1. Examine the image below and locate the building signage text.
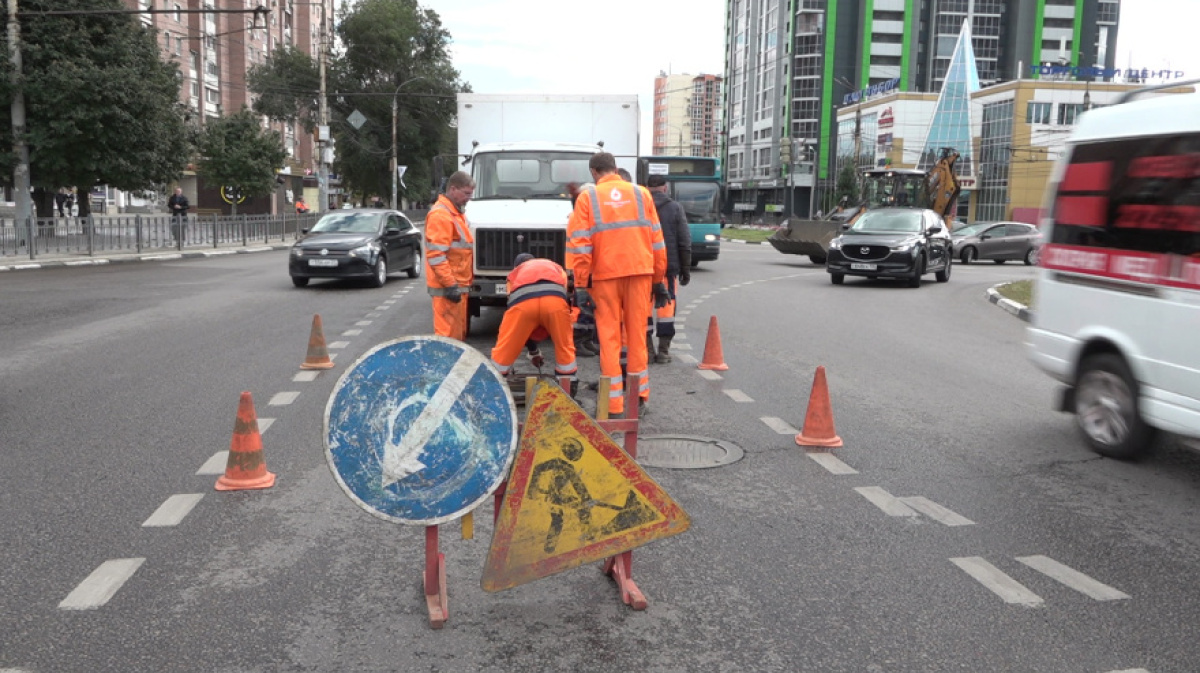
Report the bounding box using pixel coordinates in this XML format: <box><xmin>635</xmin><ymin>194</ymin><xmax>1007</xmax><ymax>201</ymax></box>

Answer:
<box><xmin>843</xmin><ymin>78</ymin><xmax>900</xmax><ymax>106</ymax></box>
<box><xmin>1030</xmin><ymin>65</ymin><xmax>1187</xmax><ymax>81</ymax></box>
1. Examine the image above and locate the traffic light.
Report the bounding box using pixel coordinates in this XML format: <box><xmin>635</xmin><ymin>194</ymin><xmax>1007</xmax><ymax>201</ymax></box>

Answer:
<box><xmin>780</xmin><ymin>138</ymin><xmax>792</xmax><ymax>165</ymax></box>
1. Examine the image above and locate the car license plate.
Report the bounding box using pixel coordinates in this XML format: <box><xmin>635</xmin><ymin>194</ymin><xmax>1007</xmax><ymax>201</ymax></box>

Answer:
<box><xmin>495</xmin><ymin>283</ymin><xmax>507</xmax><ymax>295</ymax></box>
<box><xmin>308</xmin><ymin>259</ymin><xmax>338</xmax><ymax>267</ymax></box>
<box><xmin>851</xmin><ymin>263</ymin><xmax>877</xmax><ymax>271</ymax></box>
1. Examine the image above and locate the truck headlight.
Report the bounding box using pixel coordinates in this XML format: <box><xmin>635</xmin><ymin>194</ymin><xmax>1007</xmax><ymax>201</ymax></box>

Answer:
<box><xmin>704</xmin><ymin>234</ymin><xmax>718</xmax><ymax>242</ymax></box>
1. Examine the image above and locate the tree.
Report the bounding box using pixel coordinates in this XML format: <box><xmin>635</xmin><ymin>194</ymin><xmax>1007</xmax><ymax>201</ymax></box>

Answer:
<box><xmin>0</xmin><ymin>0</ymin><xmax>191</xmax><ymax>217</ymax></box>
<box><xmin>247</xmin><ymin>0</ymin><xmax>465</xmax><ymax>205</ymax></box>
<box><xmin>833</xmin><ymin>161</ymin><xmax>860</xmax><ymax>208</ymax></box>
<box><xmin>196</xmin><ymin>109</ymin><xmax>287</xmax><ymax>215</ymax></box>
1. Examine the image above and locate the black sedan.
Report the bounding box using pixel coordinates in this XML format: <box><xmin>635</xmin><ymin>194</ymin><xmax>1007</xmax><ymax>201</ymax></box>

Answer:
<box><xmin>826</xmin><ymin>208</ymin><xmax>953</xmax><ymax>288</ymax></box>
<box><xmin>289</xmin><ymin>210</ymin><xmax>422</xmax><ymax>288</ymax></box>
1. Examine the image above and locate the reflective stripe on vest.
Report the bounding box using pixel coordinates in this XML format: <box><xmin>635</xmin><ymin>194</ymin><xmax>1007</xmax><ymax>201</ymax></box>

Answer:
<box><xmin>506</xmin><ymin>280</ymin><xmax>567</xmax><ymax>307</ymax></box>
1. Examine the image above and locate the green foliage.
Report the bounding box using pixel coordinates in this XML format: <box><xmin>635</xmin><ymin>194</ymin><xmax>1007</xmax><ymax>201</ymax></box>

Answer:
<box><xmin>197</xmin><ymin>108</ymin><xmax>288</xmax><ymax>200</ymax></box>
<box><xmin>833</xmin><ymin>162</ymin><xmax>860</xmax><ymax>207</ymax></box>
<box><xmin>247</xmin><ymin>0</ymin><xmax>467</xmax><ymax>203</ymax></box>
<box><xmin>0</xmin><ymin>0</ymin><xmax>190</xmax><ymax>193</ymax></box>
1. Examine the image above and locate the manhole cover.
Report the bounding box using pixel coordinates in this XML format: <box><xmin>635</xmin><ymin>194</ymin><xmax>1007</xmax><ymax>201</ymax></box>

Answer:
<box><xmin>635</xmin><ymin>435</ymin><xmax>744</xmax><ymax>469</ymax></box>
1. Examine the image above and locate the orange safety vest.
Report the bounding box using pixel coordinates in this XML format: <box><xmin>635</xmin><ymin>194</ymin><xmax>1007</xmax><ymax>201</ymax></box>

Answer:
<box><xmin>424</xmin><ymin>193</ymin><xmax>474</xmax><ymax>296</ymax></box>
<box><xmin>505</xmin><ymin>258</ymin><xmax>568</xmax><ymax>307</ymax></box>
<box><xmin>566</xmin><ymin>174</ymin><xmax>666</xmax><ymax>287</ymax></box>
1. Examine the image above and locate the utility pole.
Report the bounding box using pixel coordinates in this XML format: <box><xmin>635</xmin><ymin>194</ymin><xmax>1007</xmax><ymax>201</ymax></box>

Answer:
<box><xmin>8</xmin><ymin>0</ymin><xmax>31</xmax><ymax>225</ymax></box>
<box><xmin>316</xmin><ymin>0</ymin><xmax>329</xmax><ymax>213</ymax></box>
<box><xmin>391</xmin><ymin>95</ymin><xmax>398</xmax><ymax>209</ymax></box>
<box><xmin>808</xmin><ymin>143</ymin><xmax>818</xmax><ymax>219</ymax></box>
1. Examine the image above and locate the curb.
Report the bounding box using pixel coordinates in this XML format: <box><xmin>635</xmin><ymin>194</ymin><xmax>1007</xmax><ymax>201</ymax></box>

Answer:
<box><xmin>0</xmin><ymin>243</ymin><xmax>292</xmax><ymax>272</ymax></box>
<box><xmin>987</xmin><ymin>284</ymin><xmax>1032</xmax><ymax>322</ymax></box>
<box><xmin>721</xmin><ymin>237</ymin><xmax>767</xmax><ymax>245</ymax></box>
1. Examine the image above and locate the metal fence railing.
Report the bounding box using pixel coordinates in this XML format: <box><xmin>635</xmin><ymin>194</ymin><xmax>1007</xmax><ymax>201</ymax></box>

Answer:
<box><xmin>0</xmin><ymin>212</ymin><xmax>323</xmax><ymax>261</ymax></box>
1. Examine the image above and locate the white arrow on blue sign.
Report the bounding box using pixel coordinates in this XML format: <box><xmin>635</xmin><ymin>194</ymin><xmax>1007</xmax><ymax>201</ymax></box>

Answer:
<box><xmin>324</xmin><ymin>336</ymin><xmax>518</xmax><ymax>525</ymax></box>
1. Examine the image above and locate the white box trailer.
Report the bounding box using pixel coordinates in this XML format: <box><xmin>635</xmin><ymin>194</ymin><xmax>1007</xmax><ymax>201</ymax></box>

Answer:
<box><xmin>450</xmin><ymin>93</ymin><xmax>640</xmax><ymax>310</ymax></box>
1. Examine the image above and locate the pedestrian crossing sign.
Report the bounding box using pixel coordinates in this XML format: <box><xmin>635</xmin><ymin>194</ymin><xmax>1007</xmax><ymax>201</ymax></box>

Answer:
<box><xmin>482</xmin><ymin>380</ymin><xmax>690</xmax><ymax>592</ymax></box>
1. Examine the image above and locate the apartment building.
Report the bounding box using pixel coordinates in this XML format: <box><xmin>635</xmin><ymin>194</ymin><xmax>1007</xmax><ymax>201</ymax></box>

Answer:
<box><xmin>724</xmin><ymin>0</ymin><xmax>1121</xmax><ymax>220</ymax></box>
<box><xmin>653</xmin><ymin>73</ymin><xmax>725</xmax><ymax>158</ymax></box>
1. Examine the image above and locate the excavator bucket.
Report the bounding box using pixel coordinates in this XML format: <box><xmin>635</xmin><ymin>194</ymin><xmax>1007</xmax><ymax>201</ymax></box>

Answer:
<box><xmin>767</xmin><ymin>218</ymin><xmax>844</xmax><ymax>264</ymax></box>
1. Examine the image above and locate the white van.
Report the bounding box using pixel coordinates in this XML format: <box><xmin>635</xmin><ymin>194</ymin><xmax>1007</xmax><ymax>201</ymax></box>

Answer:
<box><xmin>1026</xmin><ymin>83</ymin><xmax>1200</xmax><ymax>459</ymax></box>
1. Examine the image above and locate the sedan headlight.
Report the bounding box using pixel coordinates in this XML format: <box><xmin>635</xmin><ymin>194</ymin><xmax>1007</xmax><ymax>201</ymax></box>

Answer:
<box><xmin>290</xmin><ymin>247</ymin><xmax>304</xmax><ymax>258</ymax></box>
<box><xmin>349</xmin><ymin>243</ymin><xmax>378</xmax><ymax>258</ymax></box>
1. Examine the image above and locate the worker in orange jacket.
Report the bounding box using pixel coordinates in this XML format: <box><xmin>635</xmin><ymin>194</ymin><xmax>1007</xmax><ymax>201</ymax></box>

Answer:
<box><xmin>424</xmin><ymin>171</ymin><xmax>475</xmax><ymax>340</ymax></box>
<box><xmin>566</xmin><ymin>152</ymin><xmax>667</xmax><ymax>417</ymax></box>
<box><xmin>490</xmin><ymin>253</ymin><xmax>577</xmax><ymax>391</ymax></box>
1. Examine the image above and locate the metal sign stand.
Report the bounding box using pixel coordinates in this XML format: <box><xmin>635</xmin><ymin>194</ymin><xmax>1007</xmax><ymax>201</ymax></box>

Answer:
<box><xmin>593</xmin><ymin>374</ymin><xmax>646</xmax><ymax>610</ymax></box>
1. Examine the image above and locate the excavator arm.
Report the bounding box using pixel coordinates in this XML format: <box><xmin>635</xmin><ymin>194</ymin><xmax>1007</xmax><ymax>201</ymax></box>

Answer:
<box><xmin>925</xmin><ymin>150</ymin><xmax>961</xmax><ymax>226</ymax></box>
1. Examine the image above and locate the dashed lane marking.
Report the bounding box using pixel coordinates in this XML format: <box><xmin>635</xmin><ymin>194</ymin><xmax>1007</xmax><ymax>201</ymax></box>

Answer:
<box><xmin>855</xmin><ymin>486</ymin><xmax>916</xmax><ymax>516</ymax></box>
<box><xmin>343</xmin><ymin>329</ymin><xmax>363</xmax><ymax>336</ymax></box>
<box><xmin>950</xmin><ymin>557</ymin><xmax>1044</xmax><ymax>606</ymax></box>
<box><xmin>697</xmin><ymin>370</ymin><xmax>723</xmax><ymax>381</ymax></box>
<box><xmin>196</xmin><ymin>453</ymin><xmax>227</xmax><ymax>475</ymax></box>
<box><xmin>677</xmin><ymin>353</ymin><xmax>698</xmax><ymax>364</ymax></box>
<box><xmin>59</xmin><ymin>558</ymin><xmax>146</xmax><ymax>610</ymax></box>
<box><xmin>269</xmin><ymin>392</ymin><xmax>300</xmax><ymax>406</ymax></box>
<box><xmin>723</xmin><ymin>389</ymin><xmax>754</xmax><ymax>403</ymax></box>
<box><xmin>808</xmin><ymin>453</ymin><xmax>858</xmax><ymax>475</ymax></box>
<box><xmin>294</xmin><ymin>371</ymin><xmax>320</xmax><ymax>382</ymax></box>
<box><xmin>327</xmin><ymin>341</ymin><xmax>350</xmax><ymax>349</ymax></box>
<box><xmin>1015</xmin><ymin>555</ymin><xmax>1130</xmax><ymax>601</ymax></box>
<box><xmin>366</xmin><ymin>312</ymin><xmax>381</xmax><ymax>318</ymax></box>
<box><xmin>355</xmin><ymin>320</ymin><xmax>372</xmax><ymax>326</ymax></box>
<box><xmin>760</xmin><ymin>417</ymin><xmax>798</xmax><ymax>435</ymax></box>
<box><xmin>897</xmin><ymin>496</ymin><xmax>975</xmax><ymax>526</ymax></box>
<box><xmin>673</xmin><ymin>342</ymin><xmax>693</xmax><ymax>351</ymax></box>
<box><xmin>257</xmin><ymin>418</ymin><xmax>275</xmax><ymax>433</ymax></box>
<box><xmin>142</xmin><ymin>494</ymin><xmax>204</xmax><ymax>527</ymax></box>
<box><xmin>374</xmin><ymin>305</ymin><xmax>390</xmax><ymax>310</ymax></box>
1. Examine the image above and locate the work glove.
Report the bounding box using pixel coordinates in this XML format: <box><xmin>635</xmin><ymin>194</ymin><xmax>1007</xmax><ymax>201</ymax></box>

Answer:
<box><xmin>652</xmin><ymin>283</ymin><xmax>670</xmax><ymax>309</ymax></box>
<box><xmin>575</xmin><ymin>289</ymin><xmax>595</xmax><ymax>313</ymax></box>
<box><xmin>444</xmin><ymin>285</ymin><xmax>462</xmax><ymax>303</ymax></box>
<box><xmin>678</xmin><ymin>269</ymin><xmax>691</xmax><ymax>286</ymax></box>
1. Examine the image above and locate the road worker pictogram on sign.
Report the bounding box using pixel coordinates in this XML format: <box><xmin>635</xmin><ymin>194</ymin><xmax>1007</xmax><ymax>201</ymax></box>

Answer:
<box><xmin>482</xmin><ymin>380</ymin><xmax>689</xmax><ymax>592</ymax></box>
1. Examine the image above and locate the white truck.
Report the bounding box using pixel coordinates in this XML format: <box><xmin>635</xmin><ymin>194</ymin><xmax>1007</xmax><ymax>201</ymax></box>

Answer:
<box><xmin>444</xmin><ymin>93</ymin><xmax>640</xmax><ymax>318</ymax></box>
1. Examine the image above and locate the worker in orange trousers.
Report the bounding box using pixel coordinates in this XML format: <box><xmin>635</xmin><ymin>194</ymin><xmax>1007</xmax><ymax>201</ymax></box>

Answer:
<box><xmin>490</xmin><ymin>254</ymin><xmax>578</xmax><ymax>392</ymax></box>
<box><xmin>424</xmin><ymin>171</ymin><xmax>475</xmax><ymax>340</ymax></box>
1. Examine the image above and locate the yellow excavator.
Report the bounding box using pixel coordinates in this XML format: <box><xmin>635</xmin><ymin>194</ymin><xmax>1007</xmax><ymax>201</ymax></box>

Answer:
<box><xmin>769</xmin><ymin>149</ymin><xmax>961</xmax><ymax>263</ymax></box>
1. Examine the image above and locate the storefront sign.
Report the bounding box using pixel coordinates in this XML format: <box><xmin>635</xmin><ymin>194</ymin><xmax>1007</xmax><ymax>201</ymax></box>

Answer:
<box><xmin>843</xmin><ymin>77</ymin><xmax>900</xmax><ymax>105</ymax></box>
<box><xmin>878</xmin><ymin>108</ymin><xmax>894</xmax><ymax>129</ymax></box>
<box><xmin>1030</xmin><ymin>65</ymin><xmax>1186</xmax><ymax>80</ymax></box>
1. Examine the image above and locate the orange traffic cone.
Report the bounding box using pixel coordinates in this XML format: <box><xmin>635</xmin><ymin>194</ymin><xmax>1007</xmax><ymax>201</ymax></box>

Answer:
<box><xmin>216</xmin><ymin>392</ymin><xmax>277</xmax><ymax>491</ymax></box>
<box><xmin>795</xmin><ymin>366</ymin><xmax>843</xmax><ymax>448</ymax></box>
<box><xmin>300</xmin><ymin>314</ymin><xmax>334</xmax><ymax>370</ymax></box>
<box><xmin>697</xmin><ymin>315</ymin><xmax>729</xmax><ymax>371</ymax></box>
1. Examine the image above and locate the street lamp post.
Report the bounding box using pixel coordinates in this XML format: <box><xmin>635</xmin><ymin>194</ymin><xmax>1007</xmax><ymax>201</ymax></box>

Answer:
<box><xmin>391</xmin><ymin>76</ymin><xmax>427</xmax><ymax>210</ymax></box>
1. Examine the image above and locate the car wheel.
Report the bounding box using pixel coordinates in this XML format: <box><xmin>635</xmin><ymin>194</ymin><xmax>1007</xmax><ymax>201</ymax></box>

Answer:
<box><xmin>691</xmin><ymin>259</ymin><xmax>700</xmax><ymax>268</ymax></box>
<box><xmin>809</xmin><ymin>255</ymin><xmax>826</xmax><ymax>265</ymax></box>
<box><xmin>960</xmin><ymin>247</ymin><xmax>976</xmax><ymax>264</ymax></box>
<box><xmin>291</xmin><ymin>276</ymin><xmax>309</xmax><ymax>288</ymax></box>
<box><xmin>1074</xmin><ymin>354</ymin><xmax>1156</xmax><ymax>460</ymax></box>
<box><xmin>993</xmin><ymin>259</ymin><xmax>1006</xmax><ymax>265</ymax></box>
<box><xmin>830</xmin><ymin>272</ymin><xmax>844</xmax><ymax>285</ymax></box>
<box><xmin>407</xmin><ymin>250</ymin><xmax>422</xmax><ymax>278</ymax></box>
<box><xmin>935</xmin><ymin>256</ymin><xmax>952</xmax><ymax>283</ymax></box>
<box><xmin>371</xmin><ymin>256</ymin><xmax>387</xmax><ymax>288</ymax></box>
<box><xmin>907</xmin><ymin>255</ymin><xmax>924</xmax><ymax>288</ymax></box>
<box><xmin>1024</xmin><ymin>247</ymin><xmax>1037</xmax><ymax>266</ymax></box>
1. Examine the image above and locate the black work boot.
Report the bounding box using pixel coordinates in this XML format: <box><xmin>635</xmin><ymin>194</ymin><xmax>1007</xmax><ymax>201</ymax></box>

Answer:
<box><xmin>646</xmin><ymin>333</ymin><xmax>656</xmax><ymax>363</ymax></box>
<box><xmin>655</xmin><ymin>336</ymin><xmax>673</xmax><ymax>364</ymax></box>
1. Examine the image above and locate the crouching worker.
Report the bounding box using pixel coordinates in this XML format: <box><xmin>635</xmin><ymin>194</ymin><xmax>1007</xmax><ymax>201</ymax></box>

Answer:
<box><xmin>491</xmin><ymin>253</ymin><xmax>577</xmax><ymax>395</ymax></box>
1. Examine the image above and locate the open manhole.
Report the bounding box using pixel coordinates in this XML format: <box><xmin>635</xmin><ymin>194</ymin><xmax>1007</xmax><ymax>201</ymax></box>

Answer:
<box><xmin>635</xmin><ymin>435</ymin><xmax>744</xmax><ymax>469</ymax></box>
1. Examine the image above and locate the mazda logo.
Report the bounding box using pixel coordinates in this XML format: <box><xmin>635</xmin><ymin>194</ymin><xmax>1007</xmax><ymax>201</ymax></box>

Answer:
<box><xmin>860</xmin><ymin>247</ymin><xmax>870</xmax><ymax>254</ymax></box>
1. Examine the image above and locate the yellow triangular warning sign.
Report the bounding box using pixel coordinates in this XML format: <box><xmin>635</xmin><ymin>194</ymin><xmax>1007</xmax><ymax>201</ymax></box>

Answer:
<box><xmin>482</xmin><ymin>380</ymin><xmax>690</xmax><ymax>592</ymax></box>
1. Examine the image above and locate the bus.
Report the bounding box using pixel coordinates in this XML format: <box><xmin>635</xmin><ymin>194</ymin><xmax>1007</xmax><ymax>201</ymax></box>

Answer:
<box><xmin>636</xmin><ymin>156</ymin><xmax>722</xmax><ymax>266</ymax></box>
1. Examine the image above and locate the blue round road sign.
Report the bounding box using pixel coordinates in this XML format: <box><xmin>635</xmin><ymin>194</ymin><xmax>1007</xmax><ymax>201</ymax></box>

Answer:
<box><xmin>324</xmin><ymin>336</ymin><xmax>518</xmax><ymax>525</ymax></box>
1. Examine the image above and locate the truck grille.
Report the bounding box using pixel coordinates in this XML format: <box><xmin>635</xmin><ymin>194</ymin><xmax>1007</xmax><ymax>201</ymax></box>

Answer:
<box><xmin>475</xmin><ymin>228</ymin><xmax>565</xmax><ymax>270</ymax></box>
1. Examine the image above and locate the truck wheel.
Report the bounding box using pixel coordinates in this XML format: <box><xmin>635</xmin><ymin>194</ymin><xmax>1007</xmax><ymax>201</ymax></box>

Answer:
<box><xmin>809</xmin><ymin>255</ymin><xmax>826</xmax><ymax>265</ymax></box>
<box><xmin>1074</xmin><ymin>354</ymin><xmax>1156</xmax><ymax>460</ymax></box>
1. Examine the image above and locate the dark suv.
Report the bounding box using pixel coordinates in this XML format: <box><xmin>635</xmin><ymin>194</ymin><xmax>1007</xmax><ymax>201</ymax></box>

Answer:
<box><xmin>826</xmin><ymin>208</ymin><xmax>953</xmax><ymax>288</ymax></box>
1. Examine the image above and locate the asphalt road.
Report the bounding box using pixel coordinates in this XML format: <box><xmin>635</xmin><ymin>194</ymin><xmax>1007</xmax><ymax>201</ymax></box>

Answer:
<box><xmin>2</xmin><ymin>245</ymin><xmax>1199</xmax><ymax>672</ymax></box>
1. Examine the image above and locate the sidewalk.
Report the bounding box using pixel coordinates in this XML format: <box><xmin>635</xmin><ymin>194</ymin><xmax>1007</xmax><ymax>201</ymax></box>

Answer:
<box><xmin>0</xmin><ymin>240</ymin><xmax>292</xmax><ymax>273</ymax></box>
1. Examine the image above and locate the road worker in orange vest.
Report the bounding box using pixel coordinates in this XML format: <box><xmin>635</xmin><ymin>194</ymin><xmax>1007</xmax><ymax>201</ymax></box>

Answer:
<box><xmin>490</xmin><ymin>253</ymin><xmax>578</xmax><ymax>393</ymax></box>
<box><xmin>424</xmin><ymin>171</ymin><xmax>475</xmax><ymax>340</ymax></box>
<box><xmin>567</xmin><ymin>152</ymin><xmax>668</xmax><ymax>417</ymax></box>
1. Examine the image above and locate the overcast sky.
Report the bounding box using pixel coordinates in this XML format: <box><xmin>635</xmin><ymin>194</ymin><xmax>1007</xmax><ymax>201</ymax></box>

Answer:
<box><xmin>421</xmin><ymin>0</ymin><xmax>1199</xmax><ymax>152</ymax></box>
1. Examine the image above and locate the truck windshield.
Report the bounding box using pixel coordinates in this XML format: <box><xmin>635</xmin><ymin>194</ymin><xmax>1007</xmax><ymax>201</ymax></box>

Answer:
<box><xmin>862</xmin><ymin>174</ymin><xmax>925</xmax><ymax>209</ymax></box>
<box><xmin>472</xmin><ymin>151</ymin><xmax>593</xmax><ymax>200</ymax></box>
<box><xmin>672</xmin><ymin>182</ymin><xmax>720</xmax><ymax>224</ymax></box>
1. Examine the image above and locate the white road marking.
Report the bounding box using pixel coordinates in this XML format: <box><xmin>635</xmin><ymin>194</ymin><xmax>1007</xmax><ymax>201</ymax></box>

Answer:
<box><xmin>366</xmin><ymin>312</ymin><xmax>381</xmax><ymax>318</ymax></box>
<box><xmin>256</xmin><ymin>418</ymin><xmax>275</xmax><ymax>433</ymax></box>
<box><xmin>327</xmin><ymin>341</ymin><xmax>350</xmax><ymax>349</ymax></box>
<box><xmin>674</xmin><ymin>332</ymin><xmax>688</xmax><ymax>340</ymax></box>
<box><xmin>343</xmin><ymin>329</ymin><xmax>363</xmax><ymax>336</ymax></box>
<box><xmin>197</xmin><ymin>452</ymin><xmax>228</xmax><ymax>475</ymax></box>
<box><xmin>673</xmin><ymin>342</ymin><xmax>693</xmax><ymax>351</ymax></box>
<box><xmin>269</xmin><ymin>392</ymin><xmax>300</xmax><ymax>406</ymax></box>
<box><xmin>808</xmin><ymin>453</ymin><xmax>858</xmax><ymax>475</ymax></box>
<box><xmin>293</xmin><ymin>371</ymin><xmax>320</xmax><ymax>382</ymax></box>
<box><xmin>1104</xmin><ymin>669</ymin><xmax>1150</xmax><ymax>673</ymax></box>
<box><xmin>697</xmin><ymin>370</ymin><xmax>723</xmax><ymax>381</ymax></box>
<box><xmin>855</xmin><ymin>487</ymin><xmax>916</xmax><ymax>516</ymax></box>
<box><xmin>64</xmin><ymin>259</ymin><xmax>110</xmax><ymax>266</ymax></box>
<box><xmin>384</xmin><ymin>299</ymin><xmax>397</xmax><ymax>304</ymax></box>
<box><xmin>723</xmin><ymin>389</ymin><xmax>754</xmax><ymax>402</ymax></box>
<box><xmin>59</xmin><ymin>558</ymin><xmax>146</xmax><ymax>610</ymax></box>
<box><xmin>374</xmin><ymin>305</ymin><xmax>390</xmax><ymax>310</ymax></box>
<box><xmin>356</xmin><ymin>320</ymin><xmax>372</xmax><ymax>326</ymax></box>
<box><xmin>678</xmin><ymin>310</ymin><xmax>691</xmax><ymax>316</ymax></box>
<box><xmin>760</xmin><ymin>416</ymin><xmax>798</xmax><ymax>435</ymax></box>
<box><xmin>677</xmin><ymin>353</ymin><xmax>698</xmax><ymax>364</ymax></box>
<box><xmin>897</xmin><ymin>496</ymin><xmax>975</xmax><ymax>526</ymax></box>
<box><xmin>950</xmin><ymin>557</ymin><xmax>1043</xmax><ymax>606</ymax></box>
<box><xmin>381</xmin><ymin>350</ymin><xmax>485</xmax><ymax>487</ymax></box>
<box><xmin>142</xmin><ymin>493</ymin><xmax>204</xmax><ymax>527</ymax></box>
<box><xmin>1016</xmin><ymin>555</ymin><xmax>1131</xmax><ymax>601</ymax></box>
